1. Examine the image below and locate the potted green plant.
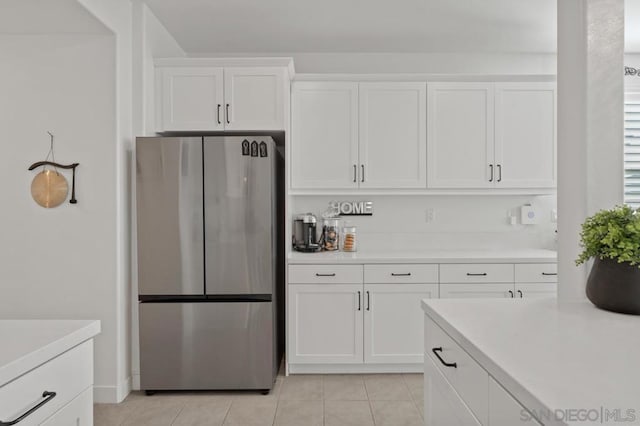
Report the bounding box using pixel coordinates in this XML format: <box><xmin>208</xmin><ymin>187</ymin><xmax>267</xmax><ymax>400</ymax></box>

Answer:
<box><xmin>576</xmin><ymin>205</ymin><xmax>640</xmax><ymax>314</ymax></box>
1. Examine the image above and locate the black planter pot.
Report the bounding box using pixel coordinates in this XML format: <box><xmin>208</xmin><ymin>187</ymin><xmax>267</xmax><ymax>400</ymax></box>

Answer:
<box><xmin>586</xmin><ymin>257</ymin><xmax>640</xmax><ymax>315</ymax></box>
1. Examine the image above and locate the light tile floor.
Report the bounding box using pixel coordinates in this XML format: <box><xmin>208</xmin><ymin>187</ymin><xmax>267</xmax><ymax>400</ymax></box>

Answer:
<box><xmin>94</xmin><ymin>373</ymin><xmax>424</xmax><ymax>426</ymax></box>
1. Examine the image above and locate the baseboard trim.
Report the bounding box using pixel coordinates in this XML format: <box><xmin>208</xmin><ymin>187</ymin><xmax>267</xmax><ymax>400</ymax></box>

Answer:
<box><xmin>288</xmin><ymin>363</ymin><xmax>424</xmax><ymax>374</ymax></box>
<box><xmin>93</xmin><ymin>376</ymin><xmax>132</xmax><ymax>403</ymax></box>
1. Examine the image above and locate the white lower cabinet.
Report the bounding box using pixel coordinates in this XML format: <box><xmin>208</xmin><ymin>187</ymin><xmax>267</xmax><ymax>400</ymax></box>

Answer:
<box><xmin>515</xmin><ymin>283</ymin><xmax>557</xmax><ymax>299</ymax></box>
<box><xmin>489</xmin><ymin>377</ymin><xmax>542</xmax><ymax>425</ymax></box>
<box><xmin>425</xmin><ymin>315</ymin><xmax>542</xmax><ymax>426</ymax></box>
<box><xmin>41</xmin><ymin>387</ymin><xmax>93</xmax><ymax>426</ymax></box>
<box><xmin>424</xmin><ymin>354</ymin><xmax>481</xmax><ymax>426</ymax></box>
<box><xmin>364</xmin><ymin>283</ymin><xmax>438</xmax><ymax>363</ymax></box>
<box><xmin>440</xmin><ymin>283</ymin><xmax>514</xmax><ymax>299</ymax></box>
<box><xmin>288</xmin><ymin>284</ymin><xmax>363</xmax><ymax>364</ymax></box>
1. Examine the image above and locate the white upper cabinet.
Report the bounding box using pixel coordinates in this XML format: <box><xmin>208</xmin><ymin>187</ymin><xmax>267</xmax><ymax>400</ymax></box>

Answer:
<box><xmin>291</xmin><ymin>82</ymin><xmax>359</xmax><ymax>189</ymax></box>
<box><xmin>427</xmin><ymin>83</ymin><xmax>494</xmax><ymax>188</ymax></box>
<box><xmin>427</xmin><ymin>81</ymin><xmax>556</xmax><ymax>190</ymax></box>
<box><xmin>157</xmin><ymin>63</ymin><xmax>288</xmax><ymax>132</ymax></box>
<box><xmin>494</xmin><ymin>83</ymin><xmax>556</xmax><ymax>188</ymax></box>
<box><xmin>223</xmin><ymin>67</ymin><xmax>285</xmax><ymax>131</ymax></box>
<box><xmin>161</xmin><ymin>67</ymin><xmax>225</xmax><ymax>131</ymax></box>
<box><xmin>359</xmin><ymin>83</ymin><xmax>427</xmax><ymax>188</ymax></box>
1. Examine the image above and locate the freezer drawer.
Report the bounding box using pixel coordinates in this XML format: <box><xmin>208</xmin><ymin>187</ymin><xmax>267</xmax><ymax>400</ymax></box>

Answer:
<box><xmin>139</xmin><ymin>301</ymin><xmax>275</xmax><ymax>390</ymax></box>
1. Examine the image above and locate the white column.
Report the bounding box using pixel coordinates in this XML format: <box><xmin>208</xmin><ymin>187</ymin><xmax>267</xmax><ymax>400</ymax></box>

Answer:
<box><xmin>557</xmin><ymin>0</ymin><xmax>624</xmax><ymax>301</ymax></box>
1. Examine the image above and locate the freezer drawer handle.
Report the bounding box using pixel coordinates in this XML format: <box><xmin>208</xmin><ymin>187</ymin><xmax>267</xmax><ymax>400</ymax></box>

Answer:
<box><xmin>391</xmin><ymin>273</ymin><xmax>411</xmax><ymax>276</ymax></box>
<box><xmin>315</xmin><ymin>273</ymin><xmax>336</xmax><ymax>277</ymax></box>
<box><xmin>466</xmin><ymin>273</ymin><xmax>487</xmax><ymax>276</ymax></box>
<box><xmin>541</xmin><ymin>272</ymin><xmax>557</xmax><ymax>276</ymax></box>
<box><xmin>0</xmin><ymin>391</ymin><xmax>56</xmax><ymax>425</ymax></box>
<box><xmin>432</xmin><ymin>348</ymin><xmax>457</xmax><ymax>368</ymax></box>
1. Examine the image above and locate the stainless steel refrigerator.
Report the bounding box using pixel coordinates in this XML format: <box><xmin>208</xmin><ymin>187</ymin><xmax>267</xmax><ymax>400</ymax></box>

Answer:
<box><xmin>136</xmin><ymin>136</ymin><xmax>280</xmax><ymax>393</ymax></box>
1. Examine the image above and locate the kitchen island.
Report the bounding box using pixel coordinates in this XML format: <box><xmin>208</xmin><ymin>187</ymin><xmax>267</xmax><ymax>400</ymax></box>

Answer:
<box><xmin>0</xmin><ymin>320</ymin><xmax>100</xmax><ymax>425</ymax></box>
<box><xmin>422</xmin><ymin>298</ymin><xmax>639</xmax><ymax>425</ymax></box>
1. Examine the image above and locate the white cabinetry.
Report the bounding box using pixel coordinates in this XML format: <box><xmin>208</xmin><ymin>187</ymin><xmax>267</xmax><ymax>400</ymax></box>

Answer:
<box><xmin>160</xmin><ymin>67</ymin><xmax>225</xmax><ymax>131</ymax></box>
<box><xmin>440</xmin><ymin>283</ymin><xmax>515</xmax><ymax>299</ymax></box>
<box><xmin>288</xmin><ymin>283</ymin><xmax>363</xmax><ymax>364</ymax></box>
<box><xmin>427</xmin><ymin>83</ymin><xmax>494</xmax><ymax>188</ymax></box>
<box><xmin>359</xmin><ymin>83</ymin><xmax>427</xmax><ymax>188</ymax></box>
<box><xmin>514</xmin><ymin>263</ymin><xmax>557</xmax><ymax>298</ymax></box>
<box><xmin>0</xmin><ymin>341</ymin><xmax>93</xmax><ymax>426</ymax></box>
<box><xmin>427</xmin><ymin>82</ymin><xmax>556</xmax><ymax>189</ymax></box>
<box><xmin>494</xmin><ymin>83</ymin><xmax>556</xmax><ymax>188</ymax></box>
<box><xmin>364</xmin><ymin>283</ymin><xmax>437</xmax><ymax>363</ymax></box>
<box><xmin>488</xmin><ymin>378</ymin><xmax>542</xmax><ymax>425</ymax></box>
<box><xmin>157</xmin><ymin>64</ymin><xmax>287</xmax><ymax>132</ymax></box>
<box><xmin>291</xmin><ymin>81</ymin><xmax>427</xmax><ymax>190</ymax></box>
<box><xmin>291</xmin><ymin>82</ymin><xmax>359</xmax><ymax>189</ymax></box>
<box><xmin>424</xmin><ymin>316</ymin><xmax>542</xmax><ymax>425</ymax></box>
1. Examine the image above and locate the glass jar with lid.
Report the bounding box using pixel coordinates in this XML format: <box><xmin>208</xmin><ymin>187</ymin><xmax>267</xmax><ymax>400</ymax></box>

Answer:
<box><xmin>342</xmin><ymin>226</ymin><xmax>357</xmax><ymax>252</ymax></box>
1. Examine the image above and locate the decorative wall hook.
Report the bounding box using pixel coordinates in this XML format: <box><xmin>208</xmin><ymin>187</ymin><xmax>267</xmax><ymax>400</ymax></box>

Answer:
<box><xmin>28</xmin><ymin>132</ymin><xmax>80</xmax><ymax>207</ymax></box>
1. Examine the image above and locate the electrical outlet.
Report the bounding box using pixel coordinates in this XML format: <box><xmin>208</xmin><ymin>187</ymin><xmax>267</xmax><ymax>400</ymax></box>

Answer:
<box><xmin>426</xmin><ymin>208</ymin><xmax>435</xmax><ymax>223</ymax></box>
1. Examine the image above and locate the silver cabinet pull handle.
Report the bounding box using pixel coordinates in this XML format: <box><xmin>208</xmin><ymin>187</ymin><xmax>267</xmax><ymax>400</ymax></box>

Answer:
<box><xmin>0</xmin><ymin>391</ymin><xmax>56</xmax><ymax>425</ymax></box>
<box><xmin>489</xmin><ymin>164</ymin><xmax>494</xmax><ymax>182</ymax></box>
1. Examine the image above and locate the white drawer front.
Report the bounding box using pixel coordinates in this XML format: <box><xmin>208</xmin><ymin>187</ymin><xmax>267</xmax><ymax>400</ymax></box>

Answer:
<box><xmin>364</xmin><ymin>264</ymin><xmax>438</xmax><ymax>283</ymax></box>
<box><xmin>41</xmin><ymin>386</ymin><xmax>93</xmax><ymax>426</ymax></box>
<box><xmin>425</xmin><ymin>317</ymin><xmax>488</xmax><ymax>425</ymax></box>
<box><xmin>289</xmin><ymin>264</ymin><xmax>363</xmax><ymax>284</ymax></box>
<box><xmin>0</xmin><ymin>340</ymin><xmax>93</xmax><ymax>426</ymax></box>
<box><xmin>424</xmin><ymin>353</ymin><xmax>481</xmax><ymax>426</ymax></box>
<box><xmin>515</xmin><ymin>263</ymin><xmax>558</xmax><ymax>283</ymax></box>
<box><xmin>489</xmin><ymin>377</ymin><xmax>542</xmax><ymax>425</ymax></box>
<box><xmin>440</xmin><ymin>264</ymin><xmax>513</xmax><ymax>283</ymax></box>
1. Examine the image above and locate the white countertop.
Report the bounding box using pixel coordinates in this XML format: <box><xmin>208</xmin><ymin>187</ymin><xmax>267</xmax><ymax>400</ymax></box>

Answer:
<box><xmin>288</xmin><ymin>248</ymin><xmax>557</xmax><ymax>264</ymax></box>
<box><xmin>421</xmin><ymin>298</ymin><xmax>640</xmax><ymax>425</ymax></box>
<box><xmin>0</xmin><ymin>320</ymin><xmax>101</xmax><ymax>387</ymax></box>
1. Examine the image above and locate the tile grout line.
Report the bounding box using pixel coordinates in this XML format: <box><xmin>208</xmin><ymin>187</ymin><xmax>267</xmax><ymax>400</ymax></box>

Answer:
<box><xmin>362</xmin><ymin>376</ymin><xmax>377</xmax><ymax>426</ymax></box>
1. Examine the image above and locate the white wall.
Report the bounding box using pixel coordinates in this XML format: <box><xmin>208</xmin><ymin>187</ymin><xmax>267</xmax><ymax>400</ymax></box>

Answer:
<box><xmin>192</xmin><ymin>52</ymin><xmax>557</xmax><ymax>75</ymax></box>
<box><xmin>0</xmin><ymin>34</ymin><xmax>119</xmax><ymax>397</ymax></box>
<box><xmin>291</xmin><ymin>195</ymin><xmax>557</xmax><ymax>251</ymax></box>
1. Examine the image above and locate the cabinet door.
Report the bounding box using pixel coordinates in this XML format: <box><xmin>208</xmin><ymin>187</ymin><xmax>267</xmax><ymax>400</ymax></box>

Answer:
<box><xmin>359</xmin><ymin>83</ymin><xmax>427</xmax><ymax>188</ymax></box>
<box><xmin>364</xmin><ymin>283</ymin><xmax>437</xmax><ymax>364</ymax></box>
<box><xmin>495</xmin><ymin>83</ymin><xmax>556</xmax><ymax>188</ymax></box>
<box><xmin>489</xmin><ymin>377</ymin><xmax>542</xmax><ymax>425</ymax></box>
<box><xmin>427</xmin><ymin>83</ymin><xmax>494</xmax><ymax>188</ymax></box>
<box><xmin>288</xmin><ymin>284</ymin><xmax>363</xmax><ymax>364</ymax></box>
<box><xmin>41</xmin><ymin>387</ymin><xmax>92</xmax><ymax>426</ymax></box>
<box><xmin>424</xmin><ymin>354</ymin><xmax>482</xmax><ymax>426</ymax></box>
<box><xmin>223</xmin><ymin>67</ymin><xmax>285</xmax><ymax>131</ymax></box>
<box><xmin>515</xmin><ymin>283</ymin><xmax>557</xmax><ymax>299</ymax></box>
<box><xmin>440</xmin><ymin>283</ymin><xmax>514</xmax><ymax>299</ymax></box>
<box><xmin>291</xmin><ymin>82</ymin><xmax>359</xmax><ymax>189</ymax></box>
<box><xmin>160</xmin><ymin>67</ymin><xmax>224</xmax><ymax>131</ymax></box>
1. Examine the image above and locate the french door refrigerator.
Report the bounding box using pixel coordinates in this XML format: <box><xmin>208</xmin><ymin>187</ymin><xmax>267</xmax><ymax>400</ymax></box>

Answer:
<box><xmin>136</xmin><ymin>136</ymin><xmax>279</xmax><ymax>392</ymax></box>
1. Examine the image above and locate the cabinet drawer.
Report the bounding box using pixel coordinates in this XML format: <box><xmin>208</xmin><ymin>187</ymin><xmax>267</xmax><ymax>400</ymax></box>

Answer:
<box><xmin>364</xmin><ymin>264</ymin><xmax>438</xmax><ymax>283</ymax></box>
<box><xmin>515</xmin><ymin>263</ymin><xmax>558</xmax><ymax>283</ymax></box>
<box><xmin>41</xmin><ymin>386</ymin><xmax>92</xmax><ymax>426</ymax></box>
<box><xmin>489</xmin><ymin>377</ymin><xmax>542</xmax><ymax>425</ymax></box>
<box><xmin>439</xmin><ymin>264</ymin><xmax>513</xmax><ymax>283</ymax></box>
<box><xmin>289</xmin><ymin>264</ymin><xmax>363</xmax><ymax>284</ymax></box>
<box><xmin>425</xmin><ymin>317</ymin><xmax>488</xmax><ymax>424</ymax></box>
<box><xmin>0</xmin><ymin>340</ymin><xmax>93</xmax><ymax>426</ymax></box>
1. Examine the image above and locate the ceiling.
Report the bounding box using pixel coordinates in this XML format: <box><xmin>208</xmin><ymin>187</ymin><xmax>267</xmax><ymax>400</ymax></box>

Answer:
<box><xmin>145</xmin><ymin>0</ymin><xmax>640</xmax><ymax>54</ymax></box>
<box><xmin>0</xmin><ymin>0</ymin><xmax>108</xmax><ymax>34</ymax></box>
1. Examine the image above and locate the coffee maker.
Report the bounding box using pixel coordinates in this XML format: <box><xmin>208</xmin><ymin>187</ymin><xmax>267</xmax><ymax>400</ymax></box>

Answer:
<box><xmin>293</xmin><ymin>213</ymin><xmax>321</xmax><ymax>252</ymax></box>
